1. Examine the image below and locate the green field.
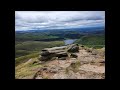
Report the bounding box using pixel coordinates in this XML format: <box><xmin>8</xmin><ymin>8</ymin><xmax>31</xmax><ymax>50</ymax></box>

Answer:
<box><xmin>15</xmin><ymin>41</ymin><xmax>64</xmax><ymax>57</ymax></box>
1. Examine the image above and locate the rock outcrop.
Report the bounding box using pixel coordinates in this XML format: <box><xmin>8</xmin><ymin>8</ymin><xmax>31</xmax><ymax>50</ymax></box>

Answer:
<box><xmin>39</xmin><ymin>44</ymin><xmax>79</xmax><ymax>61</ymax></box>
<box><xmin>67</xmin><ymin>44</ymin><xmax>79</xmax><ymax>52</ymax></box>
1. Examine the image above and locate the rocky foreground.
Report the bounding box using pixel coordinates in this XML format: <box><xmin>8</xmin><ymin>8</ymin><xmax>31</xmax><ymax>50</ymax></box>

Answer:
<box><xmin>15</xmin><ymin>44</ymin><xmax>105</xmax><ymax>79</ymax></box>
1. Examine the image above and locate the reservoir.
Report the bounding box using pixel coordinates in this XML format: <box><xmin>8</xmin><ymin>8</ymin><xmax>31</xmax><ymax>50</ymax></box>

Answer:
<box><xmin>64</xmin><ymin>39</ymin><xmax>77</xmax><ymax>45</ymax></box>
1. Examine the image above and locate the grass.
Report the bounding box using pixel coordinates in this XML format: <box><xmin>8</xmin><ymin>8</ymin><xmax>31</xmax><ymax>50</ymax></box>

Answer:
<box><xmin>15</xmin><ymin>41</ymin><xmax>64</xmax><ymax>58</ymax></box>
<box><xmin>15</xmin><ymin>52</ymin><xmax>39</xmax><ymax>66</ymax></box>
<box><xmin>15</xmin><ymin>58</ymin><xmax>42</xmax><ymax>79</ymax></box>
<box><xmin>15</xmin><ymin>40</ymin><xmax>65</xmax><ymax>66</ymax></box>
<box><xmin>85</xmin><ymin>45</ymin><xmax>105</xmax><ymax>49</ymax></box>
<box><xmin>79</xmin><ymin>44</ymin><xmax>105</xmax><ymax>49</ymax></box>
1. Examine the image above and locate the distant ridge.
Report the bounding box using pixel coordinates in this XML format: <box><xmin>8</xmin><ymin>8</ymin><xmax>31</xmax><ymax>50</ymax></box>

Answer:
<box><xmin>16</xmin><ymin>26</ymin><xmax>105</xmax><ymax>32</ymax></box>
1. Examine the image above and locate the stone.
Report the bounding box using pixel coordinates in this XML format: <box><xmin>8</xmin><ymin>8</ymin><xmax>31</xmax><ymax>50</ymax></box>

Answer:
<box><xmin>56</xmin><ymin>52</ymin><xmax>68</xmax><ymax>58</ymax></box>
<box><xmin>40</xmin><ymin>56</ymin><xmax>52</xmax><ymax>61</ymax></box>
<box><xmin>86</xmin><ymin>48</ymin><xmax>92</xmax><ymax>53</ymax></box>
<box><xmin>67</xmin><ymin>44</ymin><xmax>79</xmax><ymax>53</ymax></box>
<box><xmin>70</xmin><ymin>53</ymin><xmax>78</xmax><ymax>58</ymax></box>
<box><xmin>81</xmin><ymin>45</ymin><xmax>84</xmax><ymax>47</ymax></box>
<box><xmin>58</xmin><ymin>57</ymin><xmax>66</xmax><ymax>60</ymax></box>
<box><xmin>39</xmin><ymin>44</ymin><xmax>79</xmax><ymax>61</ymax></box>
<box><xmin>41</xmin><ymin>51</ymin><xmax>50</xmax><ymax>56</ymax></box>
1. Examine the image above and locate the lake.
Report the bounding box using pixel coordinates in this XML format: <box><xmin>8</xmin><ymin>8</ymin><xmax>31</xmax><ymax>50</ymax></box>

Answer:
<box><xmin>64</xmin><ymin>39</ymin><xmax>77</xmax><ymax>45</ymax></box>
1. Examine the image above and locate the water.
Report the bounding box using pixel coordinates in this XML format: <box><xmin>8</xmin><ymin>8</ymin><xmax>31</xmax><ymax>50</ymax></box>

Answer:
<box><xmin>64</xmin><ymin>39</ymin><xmax>77</xmax><ymax>45</ymax></box>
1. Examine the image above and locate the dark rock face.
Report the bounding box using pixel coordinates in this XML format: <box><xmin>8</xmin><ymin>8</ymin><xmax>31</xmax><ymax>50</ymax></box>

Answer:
<box><xmin>81</xmin><ymin>45</ymin><xmax>84</xmax><ymax>47</ymax></box>
<box><xmin>40</xmin><ymin>51</ymin><xmax>50</xmax><ymax>56</ymax></box>
<box><xmin>40</xmin><ymin>52</ymin><xmax>68</xmax><ymax>61</ymax></box>
<box><xmin>67</xmin><ymin>44</ymin><xmax>79</xmax><ymax>53</ymax></box>
<box><xmin>56</xmin><ymin>52</ymin><xmax>68</xmax><ymax>58</ymax></box>
<box><xmin>40</xmin><ymin>56</ymin><xmax>52</xmax><ymax>61</ymax></box>
<box><xmin>70</xmin><ymin>53</ymin><xmax>78</xmax><ymax>58</ymax></box>
<box><xmin>58</xmin><ymin>57</ymin><xmax>67</xmax><ymax>60</ymax></box>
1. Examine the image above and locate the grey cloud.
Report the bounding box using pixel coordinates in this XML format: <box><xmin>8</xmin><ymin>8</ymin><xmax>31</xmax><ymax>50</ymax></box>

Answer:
<box><xmin>15</xmin><ymin>11</ymin><xmax>105</xmax><ymax>31</ymax></box>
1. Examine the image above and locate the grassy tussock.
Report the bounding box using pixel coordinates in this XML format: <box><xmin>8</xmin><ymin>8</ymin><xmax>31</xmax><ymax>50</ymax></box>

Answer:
<box><xmin>15</xmin><ymin>58</ymin><xmax>41</xmax><ymax>79</ymax></box>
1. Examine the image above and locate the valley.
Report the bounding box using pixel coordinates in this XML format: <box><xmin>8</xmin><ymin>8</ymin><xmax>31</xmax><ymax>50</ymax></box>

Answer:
<box><xmin>15</xmin><ymin>27</ymin><xmax>105</xmax><ymax>74</ymax></box>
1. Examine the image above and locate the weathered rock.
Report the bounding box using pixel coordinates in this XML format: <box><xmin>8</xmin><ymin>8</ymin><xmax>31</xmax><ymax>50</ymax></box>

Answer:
<box><xmin>51</xmin><ymin>57</ymin><xmax>58</xmax><ymax>60</ymax></box>
<box><xmin>70</xmin><ymin>62</ymin><xmax>76</xmax><ymax>68</ymax></box>
<box><xmin>70</xmin><ymin>53</ymin><xmax>78</xmax><ymax>58</ymax></box>
<box><xmin>81</xmin><ymin>45</ymin><xmax>84</xmax><ymax>47</ymax></box>
<box><xmin>40</xmin><ymin>56</ymin><xmax>52</xmax><ymax>61</ymax></box>
<box><xmin>99</xmin><ymin>60</ymin><xmax>105</xmax><ymax>63</ymax></box>
<box><xmin>49</xmin><ymin>50</ymin><xmax>66</xmax><ymax>54</ymax></box>
<box><xmin>43</xmin><ymin>46</ymin><xmax>67</xmax><ymax>52</ymax></box>
<box><xmin>39</xmin><ymin>44</ymin><xmax>79</xmax><ymax>61</ymax></box>
<box><xmin>67</xmin><ymin>44</ymin><xmax>79</xmax><ymax>53</ymax></box>
<box><xmin>56</xmin><ymin>52</ymin><xmax>68</xmax><ymax>58</ymax></box>
<box><xmin>41</xmin><ymin>46</ymin><xmax>66</xmax><ymax>56</ymax></box>
<box><xmin>58</xmin><ymin>57</ymin><xmax>67</xmax><ymax>60</ymax></box>
<box><xmin>86</xmin><ymin>48</ymin><xmax>93</xmax><ymax>53</ymax></box>
<box><xmin>91</xmin><ymin>49</ymin><xmax>98</xmax><ymax>55</ymax></box>
<box><xmin>41</xmin><ymin>50</ymin><xmax>50</xmax><ymax>56</ymax></box>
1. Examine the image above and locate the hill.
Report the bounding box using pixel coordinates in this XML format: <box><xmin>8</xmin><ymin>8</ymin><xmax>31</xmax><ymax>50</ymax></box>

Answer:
<box><xmin>15</xmin><ymin>45</ymin><xmax>105</xmax><ymax>79</ymax></box>
<box><xmin>75</xmin><ymin>35</ymin><xmax>105</xmax><ymax>48</ymax></box>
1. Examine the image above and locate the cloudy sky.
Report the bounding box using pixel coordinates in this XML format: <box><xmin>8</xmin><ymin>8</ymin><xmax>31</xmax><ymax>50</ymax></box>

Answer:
<box><xmin>15</xmin><ymin>11</ymin><xmax>105</xmax><ymax>31</ymax></box>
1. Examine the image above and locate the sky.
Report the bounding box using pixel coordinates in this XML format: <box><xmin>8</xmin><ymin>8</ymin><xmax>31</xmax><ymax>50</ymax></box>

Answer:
<box><xmin>15</xmin><ymin>11</ymin><xmax>105</xmax><ymax>31</ymax></box>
